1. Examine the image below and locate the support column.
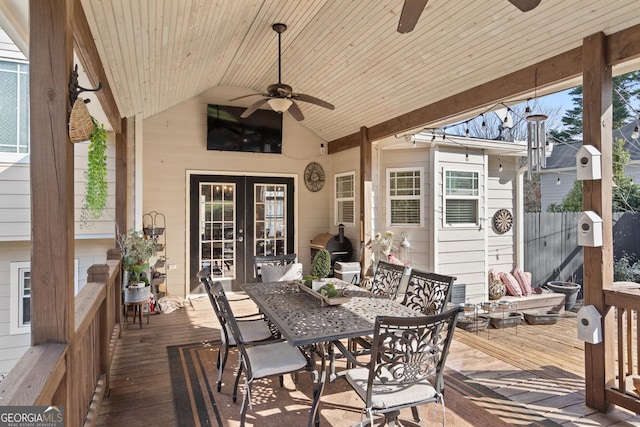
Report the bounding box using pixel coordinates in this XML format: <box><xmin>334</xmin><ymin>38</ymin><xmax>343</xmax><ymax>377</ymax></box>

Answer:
<box><xmin>582</xmin><ymin>31</ymin><xmax>614</xmax><ymax>412</ymax></box>
<box><xmin>359</xmin><ymin>126</ymin><xmax>372</xmax><ymax>279</ymax></box>
<box><xmin>134</xmin><ymin>113</ymin><xmax>144</xmax><ymax>230</ymax></box>
<box><xmin>29</xmin><ymin>0</ymin><xmax>75</xmax><ymax>345</ymax></box>
<box><xmin>115</xmin><ymin>118</ymin><xmax>128</xmax><ymax>236</ymax></box>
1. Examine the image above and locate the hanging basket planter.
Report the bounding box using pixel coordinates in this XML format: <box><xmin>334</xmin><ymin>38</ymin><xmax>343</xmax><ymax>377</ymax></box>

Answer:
<box><xmin>69</xmin><ymin>98</ymin><xmax>95</xmax><ymax>143</ymax></box>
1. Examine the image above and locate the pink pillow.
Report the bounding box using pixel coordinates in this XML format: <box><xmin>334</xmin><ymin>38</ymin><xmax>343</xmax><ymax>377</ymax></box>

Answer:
<box><xmin>500</xmin><ymin>272</ymin><xmax>522</xmax><ymax>297</ymax></box>
<box><xmin>512</xmin><ymin>267</ymin><xmax>532</xmax><ymax>296</ymax></box>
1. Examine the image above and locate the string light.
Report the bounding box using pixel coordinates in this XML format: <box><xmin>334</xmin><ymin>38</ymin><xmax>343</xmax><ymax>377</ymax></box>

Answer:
<box><xmin>557</xmin><ymin>176</ymin><xmax>561</xmax><ymax>185</ymax></box>
<box><xmin>481</xmin><ymin>115</ymin><xmax>487</xmax><ymax>132</ymax></box>
<box><xmin>498</xmin><ymin>157</ymin><xmax>503</xmax><ymax>172</ymax></box>
<box><xmin>465</xmin><ymin>147</ymin><xmax>469</xmax><ymax>161</ymax></box>
<box><xmin>632</xmin><ymin>124</ymin><xmax>639</xmax><ymax>139</ymax></box>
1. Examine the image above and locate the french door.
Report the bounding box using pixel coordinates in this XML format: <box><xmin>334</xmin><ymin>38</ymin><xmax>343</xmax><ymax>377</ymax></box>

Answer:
<box><xmin>189</xmin><ymin>174</ymin><xmax>294</xmax><ymax>292</ymax></box>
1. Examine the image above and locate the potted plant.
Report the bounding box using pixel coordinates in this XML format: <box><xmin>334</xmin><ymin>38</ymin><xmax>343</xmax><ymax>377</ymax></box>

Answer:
<box><xmin>311</xmin><ymin>249</ymin><xmax>331</xmax><ymax>291</ymax></box>
<box><xmin>119</xmin><ymin>229</ymin><xmax>157</xmax><ymax>302</ymax></box>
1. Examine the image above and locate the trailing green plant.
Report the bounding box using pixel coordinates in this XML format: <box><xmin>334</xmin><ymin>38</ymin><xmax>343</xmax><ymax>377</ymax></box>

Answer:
<box><xmin>118</xmin><ymin>229</ymin><xmax>157</xmax><ymax>285</ymax></box>
<box><xmin>82</xmin><ymin>118</ymin><xmax>108</xmax><ymax>221</ymax></box>
<box><xmin>311</xmin><ymin>249</ymin><xmax>331</xmax><ymax>280</ymax></box>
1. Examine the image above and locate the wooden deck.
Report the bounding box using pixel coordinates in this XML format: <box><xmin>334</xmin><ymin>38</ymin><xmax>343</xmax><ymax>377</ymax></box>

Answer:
<box><xmin>97</xmin><ymin>295</ymin><xmax>640</xmax><ymax>426</ymax></box>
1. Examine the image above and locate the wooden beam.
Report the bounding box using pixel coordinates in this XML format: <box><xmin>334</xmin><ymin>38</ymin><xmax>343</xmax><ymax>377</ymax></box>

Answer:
<box><xmin>329</xmin><ymin>22</ymin><xmax>640</xmax><ymax>154</ymax></box>
<box><xmin>582</xmin><ymin>31</ymin><xmax>614</xmax><ymax>413</ymax></box>
<box><xmin>72</xmin><ymin>0</ymin><xmax>121</xmax><ymax>133</ymax></box>
<box><xmin>115</xmin><ymin>118</ymin><xmax>127</xmax><ymax>235</ymax></box>
<box><xmin>359</xmin><ymin>127</ymin><xmax>371</xmax><ymax>279</ymax></box>
<box><xmin>606</xmin><ymin>22</ymin><xmax>640</xmax><ymax>67</ymax></box>
<box><xmin>30</xmin><ymin>0</ymin><xmax>75</xmax><ymax>345</ymax></box>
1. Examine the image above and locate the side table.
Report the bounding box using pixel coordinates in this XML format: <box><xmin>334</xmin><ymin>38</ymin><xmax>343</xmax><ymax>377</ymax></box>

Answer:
<box><xmin>124</xmin><ymin>298</ymin><xmax>150</xmax><ymax>328</ymax></box>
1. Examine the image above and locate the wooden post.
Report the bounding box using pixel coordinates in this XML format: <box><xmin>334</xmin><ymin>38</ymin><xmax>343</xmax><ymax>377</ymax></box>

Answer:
<box><xmin>359</xmin><ymin>126</ymin><xmax>372</xmax><ymax>279</ymax></box>
<box><xmin>582</xmin><ymin>31</ymin><xmax>614</xmax><ymax>412</ymax></box>
<box><xmin>116</xmin><ymin>118</ymin><xmax>128</xmax><ymax>236</ymax></box>
<box><xmin>30</xmin><ymin>0</ymin><xmax>75</xmax><ymax>421</ymax></box>
<box><xmin>29</xmin><ymin>0</ymin><xmax>75</xmax><ymax>344</ymax></box>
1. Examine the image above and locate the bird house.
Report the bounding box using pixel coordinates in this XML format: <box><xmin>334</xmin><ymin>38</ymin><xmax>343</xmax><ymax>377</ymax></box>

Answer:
<box><xmin>577</xmin><ymin>211</ymin><xmax>603</xmax><ymax>247</ymax></box>
<box><xmin>576</xmin><ymin>145</ymin><xmax>601</xmax><ymax>181</ymax></box>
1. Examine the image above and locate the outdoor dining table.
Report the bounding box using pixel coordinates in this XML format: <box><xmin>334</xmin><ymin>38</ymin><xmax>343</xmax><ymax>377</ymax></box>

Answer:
<box><xmin>240</xmin><ymin>279</ymin><xmax>422</xmax><ymax>427</ymax></box>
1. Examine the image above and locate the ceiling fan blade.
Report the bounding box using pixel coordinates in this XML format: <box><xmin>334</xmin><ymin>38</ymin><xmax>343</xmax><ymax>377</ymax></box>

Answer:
<box><xmin>240</xmin><ymin>98</ymin><xmax>269</xmax><ymax>118</ymax></box>
<box><xmin>397</xmin><ymin>0</ymin><xmax>429</xmax><ymax>34</ymax></box>
<box><xmin>287</xmin><ymin>101</ymin><xmax>305</xmax><ymax>121</ymax></box>
<box><xmin>229</xmin><ymin>93</ymin><xmax>265</xmax><ymax>101</ymax></box>
<box><xmin>508</xmin><ymin>0</ymin><xmax>541</xmax><ymax>12</ymax></box>
<box><xmin>292</xmin><ymin>93</ymin><xmax>335</xmax><ymax>110</ymax></box>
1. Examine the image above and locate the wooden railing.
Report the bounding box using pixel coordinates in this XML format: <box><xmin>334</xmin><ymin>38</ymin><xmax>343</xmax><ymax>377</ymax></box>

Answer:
<box><xmin>0</xmin><ymin>249</ymin><xmax>122</xmax><ymax>427</ymax></box>
<box><xmin>604</xmin><ymin>284</ymin><xmax>640</xmax><ymax>414</ymax></box>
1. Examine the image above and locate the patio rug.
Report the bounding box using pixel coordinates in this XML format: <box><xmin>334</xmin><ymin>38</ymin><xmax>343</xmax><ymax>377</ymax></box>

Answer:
<box><xmin>168</xmin><ymin>340</ymin><xmax>563</xmax><ymax>427</ymax></box>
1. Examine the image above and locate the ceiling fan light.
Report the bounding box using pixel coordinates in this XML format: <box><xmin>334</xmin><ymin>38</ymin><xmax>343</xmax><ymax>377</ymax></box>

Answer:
<box><xmin>267</xmin><ymin>98</ymin><xmax>292</xmax><ymax>113</ymax></box>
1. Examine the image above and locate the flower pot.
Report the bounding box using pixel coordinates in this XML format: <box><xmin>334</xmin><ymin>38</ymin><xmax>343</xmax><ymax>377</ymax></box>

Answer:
<box><xmin>312</xmin><ymin>279</ymin><xmax>327</xmax><ymax>292</ymax></box>
<box><xmin>546</xmin><ymin>281</ymin><xmax>581</xmax><ymax>311</ymax></box>
<box><xmin>124</xmin><ymin>285</ymin><xmax>151</xmax><ymax>303</ymax></box>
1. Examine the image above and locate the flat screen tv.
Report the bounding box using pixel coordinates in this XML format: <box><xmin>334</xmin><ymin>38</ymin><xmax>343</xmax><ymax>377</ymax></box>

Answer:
<box><xmin>207</xmin><ymin>104</ymin><xmax>283</xmax><ymax>153</ymax></box>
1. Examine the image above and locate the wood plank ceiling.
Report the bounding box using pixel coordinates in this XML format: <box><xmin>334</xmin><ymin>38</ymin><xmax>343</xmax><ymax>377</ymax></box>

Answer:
<box><xmin>76</xmin><ymin>0</ymin><xmax>640</xmax><ymax>142</ymax></box>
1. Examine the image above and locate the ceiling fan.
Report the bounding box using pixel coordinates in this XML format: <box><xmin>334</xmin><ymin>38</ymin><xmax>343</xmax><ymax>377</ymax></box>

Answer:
<box><xmin>397</xmin><ymin>0</ymin><xmax>542</xmax><ymax>33</ymax></box>
<box><xmin>230</xmin><ymin>23</ymin><xmax>335</xmax><ymax>121</ymax></box>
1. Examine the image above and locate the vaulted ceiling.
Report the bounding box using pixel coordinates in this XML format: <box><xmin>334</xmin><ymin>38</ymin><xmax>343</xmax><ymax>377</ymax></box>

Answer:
<box><xmin>4</xmin><ymin>1</ymin><xmax>640</xmax><ymax>144</ymax></box>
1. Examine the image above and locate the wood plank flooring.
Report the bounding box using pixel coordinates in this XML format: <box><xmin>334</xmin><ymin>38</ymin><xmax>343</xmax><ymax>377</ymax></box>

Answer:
<box><xmin>97</xmin><ymin>295</ymin><xmax>640</xmax><ymax>426</ymax></box>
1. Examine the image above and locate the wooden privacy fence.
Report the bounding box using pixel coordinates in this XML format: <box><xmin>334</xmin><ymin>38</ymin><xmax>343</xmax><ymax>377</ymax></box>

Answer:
<box><xmin>524</xmin><ymin>212</ymin><xmax>640</xmax><ymax>288</ymax></box>
<box><xmin>0</xmin><ymin>249</ymin><xmax>122</xmax><ymax>427</ymax></box>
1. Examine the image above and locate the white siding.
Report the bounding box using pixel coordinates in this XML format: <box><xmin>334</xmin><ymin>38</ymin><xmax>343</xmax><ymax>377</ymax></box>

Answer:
<box><xmin>0</xmin><ymin>135</ymin><xmax>117</xmax><ymax>241</ymax></box>
<box><xmin>486</xmin><ymin>155</ymin><xmax>518</xmax><ymax>286</ymax></box>
<box><xmin>330</xmin><ymin>147</ymin><xmax>360</xmax><ymax>261</ymax></box>
<box><xmin>0</xmin><ymin>239</ymin><xmax>112</xmax><ymax>377</ymax></box>
<box><xmin>436</xmin><ymin>147</ymin><xmax>487</xmax><ymax>303</ymax></box>
<box><xmin>378</xmin><ymin>142</ymin><xmax>432</xmax><ymax>273</ymax></box>
<box><xmin>142</xmin><ymin>88</ymin><xmax>331</xmax><ymax>297</ymax></box>
<box><xmin>540</xmin><ymin>170</ymin><xmax>576</xmax><ymax>211</ymax></box>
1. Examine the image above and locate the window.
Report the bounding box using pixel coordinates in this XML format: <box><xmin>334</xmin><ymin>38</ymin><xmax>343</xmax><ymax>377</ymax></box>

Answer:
<box><xmin>335</xmin><ymin>171</ymin><xmax>355</xmax><ymax>226</ymax></box>
<box><xmin>10</xmin><ymin>262</ymin><xmax>30</xmax><ymax>334</ymax></box>
<box><xmin>444</xmin><ymin>170</ymin><xmax>479</xmax><ymax>225</ymax></box>
<box><xmin>10</xmin><ymin>260</ymin><xmax>80</xmax><ymax>335</ymax></box>
<box><xmin>0</xmin><ymin>60</ymin><xmax>29</xmax><ymax>154</ymax></box>
<box><xmin>387</xmin><ymin>168</ymin><xmax>423</xmax><ymax>226</ymax></box>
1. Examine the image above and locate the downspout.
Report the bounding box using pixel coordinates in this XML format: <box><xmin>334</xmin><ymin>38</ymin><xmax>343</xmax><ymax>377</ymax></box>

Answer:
<box><xmin>515</xmin><ymin>165</ymin><xmax>528</xmax><ymax>269</ymax></box>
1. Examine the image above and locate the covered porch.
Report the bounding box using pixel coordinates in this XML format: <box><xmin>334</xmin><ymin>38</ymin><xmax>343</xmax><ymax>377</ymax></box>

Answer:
<box><xmin>1</xmin><ymin>1</ymin><xmax>640</xmax><ymax>425</ymax></box>
<box><xmin>95</xmin><ymin>293</ymin><xmax>640</xmax><ymax>426</ymax></box>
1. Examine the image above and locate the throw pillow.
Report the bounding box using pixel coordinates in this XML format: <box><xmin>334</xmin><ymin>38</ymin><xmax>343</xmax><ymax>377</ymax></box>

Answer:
<box><xmin>499</xmin><ymin>271</ymin><xmax>522</xmax><ymax>297</ymax></box>
<box><xmin>512</xmin><ymin>266</ymin><xmax>532</xmax><ymax>296</ymax></box>
<box><xmin>260</xmin><ymin>262</ymin><xmax>303</xmax><ymax>282</ymax></box>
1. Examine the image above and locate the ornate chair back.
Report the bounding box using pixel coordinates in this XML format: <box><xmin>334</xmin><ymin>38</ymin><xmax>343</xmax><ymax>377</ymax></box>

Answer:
<box><xmin>369</xmin><ymin>260</ymin><xmax>407</xmax><ymax>299</ymax></box>
<box><xmin>346</xmin><ymin>307</ymin><xmax>463</xmax><ymax>426</ymax></box>
<box><xmin>401</xmin><ymin>269</ymin><xmax>456</xmax><ymax>315</ymax></box>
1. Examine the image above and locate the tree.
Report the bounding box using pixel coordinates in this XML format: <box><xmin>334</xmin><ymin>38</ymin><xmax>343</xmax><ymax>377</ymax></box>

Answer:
<box><xmin>550</xmin><ymin>71</ymin><xmax>640</xmax><ymax>142</ymax></box>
